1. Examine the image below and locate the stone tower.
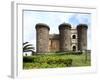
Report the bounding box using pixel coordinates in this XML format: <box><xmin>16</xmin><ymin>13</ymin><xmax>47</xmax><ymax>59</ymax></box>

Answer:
<box><xmin>59</xmin><ymin>23</ymin><xmax>71</xmax><ymax>52</ymax></box>
<box><xmin>77</xmin><ymin>24</ymin><xmax>88</xmax><ymax>51</ymax></box>
<box><xmin>35</xmin><ymin>23</ymin><xmax>50</xmax><ymax>53</ymax></box>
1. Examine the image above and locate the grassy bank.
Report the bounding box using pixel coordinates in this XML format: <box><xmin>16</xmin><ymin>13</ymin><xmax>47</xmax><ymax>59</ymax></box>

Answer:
<box><xmin>23</xmin><ymin>52</ymin><xmax>91</xmax><ymax>69</ymax></box>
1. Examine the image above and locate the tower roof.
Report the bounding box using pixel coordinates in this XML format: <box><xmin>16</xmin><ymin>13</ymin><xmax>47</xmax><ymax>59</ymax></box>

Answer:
<box><xmin>59</xmin><ymin>23</ymin><xmax>71</xmax><ymax>30</ymax></box>
<box><xmin>35</xmin><ymin>23</ymin><xmax>50</xmax><ymax>30</ymax></box>
<box><xmin>77</xmin><ymin>24</ymin><xmax>88</xmax><ymax>29</ymax></box>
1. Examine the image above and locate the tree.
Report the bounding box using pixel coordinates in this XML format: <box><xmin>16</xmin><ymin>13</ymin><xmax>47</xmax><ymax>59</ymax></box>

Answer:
<box><xmin>23</xmin><ymin>42</ymin><xmax>35</xmax><ymax>55</ymax></box>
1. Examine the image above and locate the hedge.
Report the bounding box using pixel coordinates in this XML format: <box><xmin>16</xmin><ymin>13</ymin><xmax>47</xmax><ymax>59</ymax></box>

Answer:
<box><xmin>23</xmin><ymin>55</ymin><xmax>73</xmax><ymax>68</ymax></box>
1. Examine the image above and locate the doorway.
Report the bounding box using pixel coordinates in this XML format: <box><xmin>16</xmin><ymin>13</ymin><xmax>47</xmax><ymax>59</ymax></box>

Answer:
<box><xmin>73</xmin><ymin>46</ymin><xmax>76</xmax><ymax>51</ymax></box>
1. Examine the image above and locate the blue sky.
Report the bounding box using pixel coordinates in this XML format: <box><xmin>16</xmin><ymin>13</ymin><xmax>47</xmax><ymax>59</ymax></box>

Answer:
<box><xmin>23</xmin><ymin>10</ymin><xmax>91</xmax><ymax>51</ymax></box>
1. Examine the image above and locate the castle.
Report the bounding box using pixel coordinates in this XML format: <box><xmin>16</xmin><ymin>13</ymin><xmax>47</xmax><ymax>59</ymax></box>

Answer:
<box><xmin>35</xmin><ymin>23</ymin><xmax>88</xmax><ymax>53</ymax></box>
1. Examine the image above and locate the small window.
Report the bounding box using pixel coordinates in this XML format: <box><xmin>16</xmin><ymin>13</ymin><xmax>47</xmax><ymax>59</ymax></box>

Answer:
<box><xmin>72</xmin><ymin>35</ymin><xmax>76</xmax><ymax>39</ymax></box>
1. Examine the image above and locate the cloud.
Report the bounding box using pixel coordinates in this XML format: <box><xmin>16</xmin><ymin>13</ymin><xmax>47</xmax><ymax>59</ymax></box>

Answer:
<box><xmin>68</xmin><ymin>13</ymin><xmax>91</xmax><ymax>27</ymax></box>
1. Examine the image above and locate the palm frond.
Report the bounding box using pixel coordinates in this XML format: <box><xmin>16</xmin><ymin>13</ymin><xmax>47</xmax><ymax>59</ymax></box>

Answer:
<box><xmin>23</xmin><ymin>47</ymin><xmax>34</xmax><ymax>51</ymax></box>
<box><xmin>23</xmin><ymin>44</ymin><xmax>33</xmax><ymax>48</ymax></box>
<box><xmin>23</xmin><ymin>50</ymin><xmax>34</xmax><ymax>52</ymax></box>
<box><xmin>23</xmin><ymin>42</ymin><xmax>35</xmax><ymax>53</ymax></box>
<box><xmin>23</xmin><ymin>42</ymin><xmax>29</xmax><ymax>45</ymax></box>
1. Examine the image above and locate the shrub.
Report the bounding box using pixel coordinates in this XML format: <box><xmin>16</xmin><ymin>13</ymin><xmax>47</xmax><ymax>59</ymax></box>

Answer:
<box><xmin>23</xmin><ymin>63</ymin><xmax>33</xmax><ymax>69</ymax></box>
<box><xmin>23</xmin><ymin>55</ymin><xmax>73</xmax><ymax>68</ymax></box>
<box><xmin>65</xmin><ymin>51</ymin><xmax>83</xmax><ymax>55</ymax></box>
<box><xmin>64</xmin><ymin>59</ymin><xmax>72</xmax><ymax>66</ymax></box>
<box><xmin>46</xmin><ymin>57</ymin><xmax>73</xmax><ymax>67</ymax></box>
<box><xmin>23</xmin><ymin>56</ymin><xmax>34</xmax><ymax>62</ymax></box>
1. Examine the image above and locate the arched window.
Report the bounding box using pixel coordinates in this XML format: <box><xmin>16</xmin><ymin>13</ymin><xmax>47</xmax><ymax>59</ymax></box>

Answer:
<box><xmin>72</xmin><ymin>35</ymin><xmax>76</xmax><ymax>39</ymax></box>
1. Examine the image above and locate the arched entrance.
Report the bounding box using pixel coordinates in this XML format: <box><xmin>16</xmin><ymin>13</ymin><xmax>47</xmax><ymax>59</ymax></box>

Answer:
<box><xmin>73</xmin><ymin>46</ymin><xmax>76</xmax><ymax>51</ymax></box>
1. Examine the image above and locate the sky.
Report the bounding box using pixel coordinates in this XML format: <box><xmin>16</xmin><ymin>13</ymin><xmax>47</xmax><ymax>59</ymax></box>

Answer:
<box><xmin>23</xmin><ymin>10</ymin><xmax>91</xmax><ymax>51</ymax></box>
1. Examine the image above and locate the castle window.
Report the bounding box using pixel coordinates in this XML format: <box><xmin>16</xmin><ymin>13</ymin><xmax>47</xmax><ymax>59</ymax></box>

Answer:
<box><xmin>72</xmin><ymin>35</ymin><xmax>76</xmax><ymax>39</ymax></box>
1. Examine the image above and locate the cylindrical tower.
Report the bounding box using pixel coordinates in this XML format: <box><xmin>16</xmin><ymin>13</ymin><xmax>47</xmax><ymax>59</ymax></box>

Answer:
<box><xmin>59</xmin><ymin>23</ymin><xmax>71</xmax><ymax>52</ymax></box>
<box><xmin>77</xmin><ymin>24</ymin><xmax>88</xmax><ymax>51</ymax></box>
<box><xmin>35</xmin><ymin>23</ymin><xmax>50</xmax><ymax>53</ymax></box>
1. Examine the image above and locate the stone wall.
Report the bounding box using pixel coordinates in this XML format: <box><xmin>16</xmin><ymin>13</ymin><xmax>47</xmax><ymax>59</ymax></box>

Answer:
<box><xmin>49</xmin><ymin>34</ymin><xmax>60</xmax><ymax>52</ymax></box>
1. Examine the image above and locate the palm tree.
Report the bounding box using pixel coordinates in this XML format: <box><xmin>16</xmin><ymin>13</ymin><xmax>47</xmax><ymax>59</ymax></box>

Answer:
<box><xmin>23</xmin><ymin>42</ymin><xmax>35</xmax><ymax>55</ymax></box>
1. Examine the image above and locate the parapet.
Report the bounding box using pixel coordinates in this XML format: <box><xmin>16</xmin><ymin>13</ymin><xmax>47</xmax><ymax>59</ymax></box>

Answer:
<box><xmin>35</xmin><ymin>23</ymin><xmax>50</xmax><ymax>30</ymax></box>
<box><xmin>49</xmin><ymin>34</ymin><xmax>59</xmax><ymax>40</ymax></box>
<box><xmin>77</xmin><ymin>24</ymin><xmax>88</xmax><ymax>29</ymax></box>
<box><xmin>59</xmin><ymin>23</ymin><xmax>71</xmax><ymax>30</ymax></box>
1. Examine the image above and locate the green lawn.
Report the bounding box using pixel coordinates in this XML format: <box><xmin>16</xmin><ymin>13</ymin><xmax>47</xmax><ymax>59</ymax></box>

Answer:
<box><xmin>23</xmin><ymin>52</ymin><xmax>91</xmax><ymax>69</ymax></box>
